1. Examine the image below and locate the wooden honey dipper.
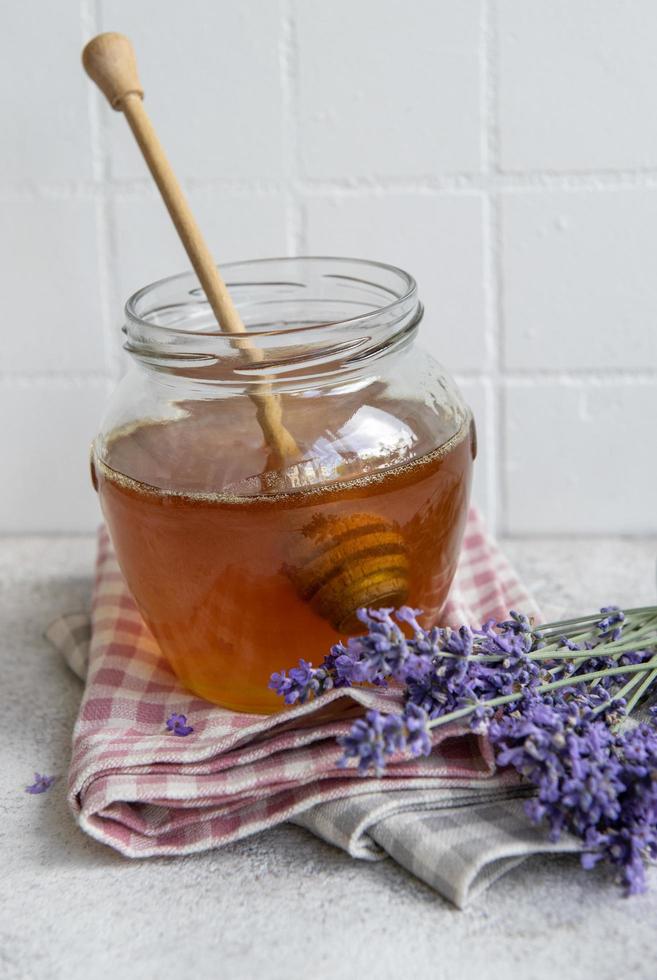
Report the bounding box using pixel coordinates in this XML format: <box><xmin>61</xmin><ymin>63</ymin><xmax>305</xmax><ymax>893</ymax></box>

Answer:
<box><xmin>82</xmin><ymin>32</ymin><xmax>298</xmax><ymax>471</ymax></box>
<box><xmin>287</xmin><ymin>512</ymin><xmax>409</xmax><ymax>633</ymax></box>
<box><xmin>82</xmin><ymin>32</ymin><xmax>409</xmax><ymax>632</ymax></box>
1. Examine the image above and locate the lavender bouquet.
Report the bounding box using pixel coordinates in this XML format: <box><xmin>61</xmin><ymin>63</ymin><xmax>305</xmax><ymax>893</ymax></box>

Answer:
<box><xmin>270</xmin><ymin>605</ymin><xmax>657</xmax><ymax>894</ymax></box>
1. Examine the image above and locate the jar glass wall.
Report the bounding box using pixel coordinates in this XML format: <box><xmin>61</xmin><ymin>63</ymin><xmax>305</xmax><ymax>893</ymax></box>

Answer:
<box><xmin>92</xmin><ymin>257</ymin><xmax>475</xmax><ymax>712</ymax></box>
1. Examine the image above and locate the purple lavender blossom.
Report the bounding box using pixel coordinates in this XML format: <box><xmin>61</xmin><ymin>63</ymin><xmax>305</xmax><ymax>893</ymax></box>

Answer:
<box><xmin>338</xmin><ymin>704</ymin><xmax>431</xmax><ymax>775</ymax></box>
<box><xmin>405</xmin><ymin>618</ymin><xmax>541</xmax><ymax>720</ymax></box>
<box><xmin>273</xmin><ymin>605</ymin><xmax>546</xmax><ymax>720</ymax></box>
<box><xmin>269</xmin><ymin>660</ymin><xmax>334</xmax><ymax>704</ymax></box>
<box><xmin>488</xmin><ymin>705</ymin><xmax>657</xmax><ymax>894</ymax></box>
<box><xmin>403</xmin><ymin>702</ymin><xmax>432</xmax><ymax>757</ymax></box>
<box><xmin>327</xmin><ymin>607</ymin><xmax>423</xmax><ymax>687</ymax></box>
<box><xmin>597</xmin><ymin>606</ymin><xmax>625</xmax><ymax>642</ymax></box>
<box><xmin>338</xmin><ymin>711</ymin><xmax>404</xmax><ymax>775</ymax></box>
<box><xmin>270</xmin><ymin>602</ymin><xmax>657</xmax><ymax>895</ymax></box>
<box><xmin>166</xmin><ymin>713</ymin><xmax>194</xmax><ymax>736</ymax></box>
<box><xmin>25</xmin><ymin>773</ymin><xmax>56</xmax><ymax>794</ymax></box>
<box><xmin>498</xmin><ymin>610</ymin><xmax>534</xmax><ymax>636</ymax></box>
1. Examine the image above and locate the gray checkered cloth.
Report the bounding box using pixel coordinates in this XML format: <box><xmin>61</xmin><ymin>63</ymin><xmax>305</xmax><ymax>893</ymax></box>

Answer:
<box><xmin>48</xmin><ymin>613</ymin><xmax>581</xmax><ymax>908</ymax></box>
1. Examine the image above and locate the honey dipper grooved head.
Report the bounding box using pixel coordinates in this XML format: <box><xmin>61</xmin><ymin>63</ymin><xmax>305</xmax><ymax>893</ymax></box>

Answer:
<box><xmin>288</xmin><ymin>513</ymin><xmax>410</xmax><ymax>633</ymax></box>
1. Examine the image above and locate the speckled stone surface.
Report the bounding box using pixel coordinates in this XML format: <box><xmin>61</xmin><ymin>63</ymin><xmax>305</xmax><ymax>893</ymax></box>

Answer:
<box><xmin>2</xmin><ymin>535</ymin><xmax>657</xmax><ymax>980</ymax></box>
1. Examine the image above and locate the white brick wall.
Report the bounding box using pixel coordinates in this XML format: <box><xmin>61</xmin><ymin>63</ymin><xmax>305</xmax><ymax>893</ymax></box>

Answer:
<box><xmin>3</xmin><ymin>0</ymin><xmax>657</xmax><ymax>535</ymax></box>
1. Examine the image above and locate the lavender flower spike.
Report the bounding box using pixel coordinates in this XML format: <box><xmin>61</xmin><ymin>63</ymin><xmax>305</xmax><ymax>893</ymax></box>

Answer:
<box><xmin>269</xmin><ymin>602</ymin><xmax>657</xmax><ymax>895</ymax></box>
<box><xmin>269</xmin><ymin>660</ymin><xmax>333</xmax><ymax>705</ymax></box>
<box><xmin>338</xmin><ymin>704</ymin><xmax>431</xmax><ymax>775</ymax></box>
<box><xmin>25</xmin><ymin>773</ymin><xmax>56</xmax><ymax>794</ymax></box>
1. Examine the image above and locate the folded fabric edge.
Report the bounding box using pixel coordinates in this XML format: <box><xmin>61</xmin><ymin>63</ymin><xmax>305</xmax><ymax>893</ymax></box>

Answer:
<box><xmin>368</xmin><ymin>797</ymin><xmax>583</xmax><ymax>909</ymax></box>
<box><xmin>292</xmin><ymin>783</ymin><xmax>534</xmax><ymax>862</ymax></box>
<box><xmin>72</xmin><ymin>775</ymin><xmax>503</xmax><ymax>859</ymax></box>
<box><xmin>45</xmin><ymin>614</ymin><xmax>91</xmax><ymax>682</ymax></box>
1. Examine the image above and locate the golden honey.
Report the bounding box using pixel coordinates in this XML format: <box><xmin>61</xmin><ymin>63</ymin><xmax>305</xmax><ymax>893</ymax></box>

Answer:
<box><xmin>94</xmin><ymin>407</ymin><xmax>474</xmax><ymax>713</ymax></box>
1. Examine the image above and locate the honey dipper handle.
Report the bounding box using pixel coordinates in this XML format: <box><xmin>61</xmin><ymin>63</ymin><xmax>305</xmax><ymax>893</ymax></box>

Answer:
<box><xmin>82</xmin><ymin>33</ymin><xmax>299</xmax><ymax>467</ymax></box>
<box><xmin>121</xmin><ymin>94</ymin><xmax>246</xmax><ymax>336</ymax></box>
<box><xmin>82</xmin><ymin>32</ymin><xmax>243</xmax><ymax>336</ymax></box>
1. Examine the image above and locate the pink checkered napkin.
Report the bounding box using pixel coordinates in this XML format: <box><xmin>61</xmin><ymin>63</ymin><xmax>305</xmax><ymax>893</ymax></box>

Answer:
<box><xmin>50</xmin><ymin>507</ymin><xmax>540</xmax><ymax>859</ymax></box>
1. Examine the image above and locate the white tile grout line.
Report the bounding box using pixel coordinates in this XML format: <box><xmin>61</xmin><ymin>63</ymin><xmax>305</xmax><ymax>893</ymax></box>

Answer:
<box><xmin>481</xmin><ymin>0</ymin><xmax>501</xmax><ymax>535</ymax></box>
<box><xmin>10</xmin><ymin>169</ymin><xmax>657</xmax><ymax>201</ymax></box>
<box><xmin>456</xmin><ymin>370</ymin><xmax>657</xmax><ymax>384</ymax></box>
<box><xmin>80</xmin><ymin>0</ymin><xmax>120</xmax><ymax>385</ymax></box>
<box><xmin>280</xmin><ymin>0</ymin><xmax>306</xmax><ymax>255</ymax></box>
<box><xmin>499</xmin><ymin>372</ymin><xmax>657</xmax><ymax>387</ymax></box>
<box><xmin>0</xmin><ymin>373</ymin><xmax>111</xmax><ymax>389</ymax></box>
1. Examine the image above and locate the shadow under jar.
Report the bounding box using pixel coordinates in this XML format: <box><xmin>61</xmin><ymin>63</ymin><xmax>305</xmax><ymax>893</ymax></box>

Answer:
<box><xmin>91</xmin><ymin>257</ymin><xmax>476</xmax><ymax>713</ymax></box>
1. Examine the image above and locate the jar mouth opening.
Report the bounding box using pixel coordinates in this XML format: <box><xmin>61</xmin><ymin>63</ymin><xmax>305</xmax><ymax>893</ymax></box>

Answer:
<box><xmin>125</xmin><ymin>255</ymin><xmax>418</xmax><ymax>340</ymax></box>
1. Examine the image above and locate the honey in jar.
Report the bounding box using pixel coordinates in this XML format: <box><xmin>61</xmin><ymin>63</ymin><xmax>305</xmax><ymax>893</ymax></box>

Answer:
<box><xmin>92</xmin><ymin>258</ymin><xmax>475</xmax><ymax>713</ymax></box>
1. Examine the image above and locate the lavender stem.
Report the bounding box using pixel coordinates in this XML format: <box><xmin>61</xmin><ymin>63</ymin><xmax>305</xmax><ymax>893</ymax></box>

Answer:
<box><xmin>427</xmin><ymin>660</ymin><xmax>657</xmax><ymax>732</ymax></box>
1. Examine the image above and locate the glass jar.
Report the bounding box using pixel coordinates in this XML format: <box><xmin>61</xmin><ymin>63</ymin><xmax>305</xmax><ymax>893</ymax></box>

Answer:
<box><xmin>91</xmin><ymin>257</ymin><xmax>475</xmax><ymax>713</ymax></box>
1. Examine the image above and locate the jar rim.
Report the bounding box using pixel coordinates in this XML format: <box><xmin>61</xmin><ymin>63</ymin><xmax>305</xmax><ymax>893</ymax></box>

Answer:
<box><xmin>125</xmin><ymin>255</ymin><xmax>418</xmax><ymax>339</ymax></box>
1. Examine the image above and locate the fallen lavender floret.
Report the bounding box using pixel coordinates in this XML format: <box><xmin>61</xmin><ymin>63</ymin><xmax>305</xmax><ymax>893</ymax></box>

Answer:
<box><xmin>270</xmin><ymin>603</ymin><xmax>657</xmax><ymax>894</ymax></box>
<box><xmin>25</xmin><ymin>772</ymin><xmax>56</xmax><ymax>794</ymax></box>
<box><xmin>165</xmin><ymin>713</ymin><xmax>194</xmax><ymax>736</ymax></box>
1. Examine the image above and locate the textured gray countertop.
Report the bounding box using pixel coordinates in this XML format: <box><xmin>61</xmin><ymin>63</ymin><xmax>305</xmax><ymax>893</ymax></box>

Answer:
<box><xmin>2</xmin><ymin>534</ymin><xmax>657</xmax><ymax>980</ymax></box>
